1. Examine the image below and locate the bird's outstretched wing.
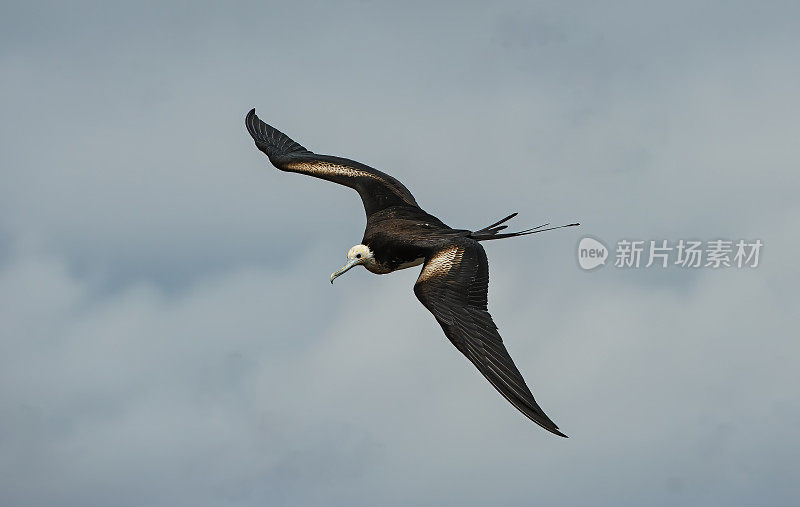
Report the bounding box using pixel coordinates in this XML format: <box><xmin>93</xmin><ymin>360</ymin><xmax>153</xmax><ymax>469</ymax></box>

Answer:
<box><xmin>414</xmin><ymin>238</ymin><xmax>567</xmax><ymax>437</ymax></box>
<box><xmin>245</xmin><ymin>109</ymin><xmax>419</xmax><ymax>216</ymax></box>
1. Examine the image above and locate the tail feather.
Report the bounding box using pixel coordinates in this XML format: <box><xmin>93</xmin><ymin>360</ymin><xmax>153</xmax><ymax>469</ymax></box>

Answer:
<box><xmin>470</xmin><ymin>213</ymin><xmax>579</xmax><ymax>241</ymax></box>
<box><xmin>474</xmin><ymin>212</ymin><xmax>518</xmax><ymax>234</ymax></box>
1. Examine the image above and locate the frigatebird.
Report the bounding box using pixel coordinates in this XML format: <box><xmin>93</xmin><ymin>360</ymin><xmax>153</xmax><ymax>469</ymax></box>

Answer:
<box><xmin>245</xmin><ymin>109</ymin><xmax>577</xmax><ymax>437</ymax></box>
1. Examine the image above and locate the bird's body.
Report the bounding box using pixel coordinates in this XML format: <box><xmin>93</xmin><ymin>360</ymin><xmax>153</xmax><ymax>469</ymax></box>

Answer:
<box><xmin>245</xmin><ymin>109</ymin><xmax>577</xmax><ymax>437</ymax></box>
<box><xmin>361</xmin><ymin>207</ymin><xmax>460</xmax><ymax>274</ymax></box>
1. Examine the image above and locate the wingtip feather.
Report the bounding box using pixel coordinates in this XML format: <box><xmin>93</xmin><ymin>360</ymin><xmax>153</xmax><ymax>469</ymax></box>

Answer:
<box><xmin>245</xmin><ymin>108</ymin><xmax>259</xmax><ymax>138</ymax></box>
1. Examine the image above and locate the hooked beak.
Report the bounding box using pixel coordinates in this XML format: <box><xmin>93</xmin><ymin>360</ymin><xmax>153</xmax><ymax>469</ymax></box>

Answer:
<box><xmin>330</xmin><ymin>258</ymin><xmax>363</xmax><ymax>284</ymax></box>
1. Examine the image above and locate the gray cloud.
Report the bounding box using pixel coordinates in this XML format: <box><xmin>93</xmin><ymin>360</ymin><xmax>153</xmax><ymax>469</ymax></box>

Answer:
<box><xmin>1</xmin><ymin>1</ymin><xmax>798</xmax><ymax>506</ymax></box>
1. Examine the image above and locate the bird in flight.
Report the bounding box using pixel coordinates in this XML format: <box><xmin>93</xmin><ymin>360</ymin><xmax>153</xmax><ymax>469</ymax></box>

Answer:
<box><xmin>245</xmin><ymin>109</ymin><xmax>577</xmax><ymax>437</ymax></box>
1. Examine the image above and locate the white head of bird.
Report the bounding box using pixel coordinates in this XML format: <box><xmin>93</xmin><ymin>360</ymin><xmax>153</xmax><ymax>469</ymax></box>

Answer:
<box><xmin>330</xmin><ymin>244</ymin><xmax>374</xmax><ymax>283</ymax></box>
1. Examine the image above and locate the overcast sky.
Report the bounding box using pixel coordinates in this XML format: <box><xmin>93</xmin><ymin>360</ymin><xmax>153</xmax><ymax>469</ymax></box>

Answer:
<box><xmin>1</xmin><ymin>1</ymin><xmax>799</xmax><ymax>506</ymax></box>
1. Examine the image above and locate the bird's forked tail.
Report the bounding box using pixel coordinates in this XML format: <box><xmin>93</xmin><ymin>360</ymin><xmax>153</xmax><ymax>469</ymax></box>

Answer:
<box><xmin>469</xmin><ymin>212</ymin><xmax>579</xmax><ymax>241</ymax></box>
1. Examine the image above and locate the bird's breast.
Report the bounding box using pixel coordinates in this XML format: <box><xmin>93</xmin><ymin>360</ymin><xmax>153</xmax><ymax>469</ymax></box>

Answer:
<box><xmin>363</xmin><ymin>249</ymin><xmax>426</xmax><ymax>275</ymax></box>
<box><xmin>395</xmin><ymin>256</ymin><xmax>425</xmax><ymax>270</ymax></box>
<box><xmin>363</xmin><ymin>258</ymin><xmax>394</xmax><ymax>274</ymax></box>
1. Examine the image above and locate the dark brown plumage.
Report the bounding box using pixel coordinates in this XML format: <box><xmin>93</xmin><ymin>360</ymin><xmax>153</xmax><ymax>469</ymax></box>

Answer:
<box><xmin>245</xmin><ymin>108</ymin><xmax>577</xmax><ymax>437</ymax></box>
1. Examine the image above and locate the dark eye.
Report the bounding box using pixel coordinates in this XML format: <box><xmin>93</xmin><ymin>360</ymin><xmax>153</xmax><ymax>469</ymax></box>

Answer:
<box><xmin>356</xmin><ymin>254</ymin><xmax>362</xmax><ymax>258</ymax></box>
